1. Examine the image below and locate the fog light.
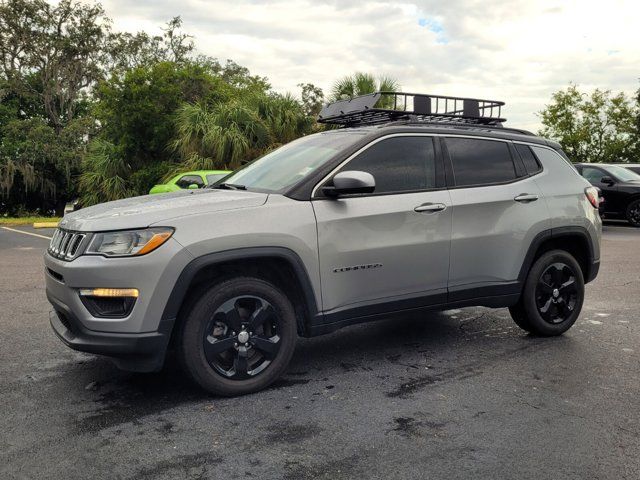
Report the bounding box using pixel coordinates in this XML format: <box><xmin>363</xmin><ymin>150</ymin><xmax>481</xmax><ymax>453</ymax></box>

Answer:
<box><xmin>79</xmin><ymin>288</ymin><xmax>138</xmax><ymax>318</ymax></box>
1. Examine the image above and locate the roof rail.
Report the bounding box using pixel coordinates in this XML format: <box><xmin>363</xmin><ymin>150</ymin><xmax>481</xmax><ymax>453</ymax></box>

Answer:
<box><xmin>318</xmin><ymin>92</ymin><xmax>506</xmax><ymax>127</ymax></box>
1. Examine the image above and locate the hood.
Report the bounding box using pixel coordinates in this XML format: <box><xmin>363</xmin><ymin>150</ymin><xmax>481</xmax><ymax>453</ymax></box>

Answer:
<box><xmin>59</xmin><ymin>189</ymin><xmax>268</xmax><ymax>232</ymax></box>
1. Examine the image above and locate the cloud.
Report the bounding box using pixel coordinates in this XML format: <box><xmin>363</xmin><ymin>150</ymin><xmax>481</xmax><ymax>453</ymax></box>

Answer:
<box><xmin>100</xmin><ymin>0</ymin><xmax>640</xmax><ymax>131</ymax></box>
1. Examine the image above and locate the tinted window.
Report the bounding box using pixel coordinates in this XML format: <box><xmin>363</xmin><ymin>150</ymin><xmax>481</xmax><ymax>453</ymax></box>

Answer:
<box><xmin>176</xmin><ymin>175</ymin><xmax>204</xmax><ymax>188</ymax></box>
<box><xmin>581</xmin><ymin>167</ymin><xmax>605</xmax><ymax>184</ymax></box>
<box><xmin>446</xmin><ymin>138</ymin><xmax>516</xmax><ymax>187</ymax></box>
<box><xmin>515</xmin><ymin>144</ymin><xmax>542</xmax><ymax>175</ymax></box>
<box><xmin>338</xmin><ymin>136</ymin><xmax>435</xmax><ymax>194</ymax></box>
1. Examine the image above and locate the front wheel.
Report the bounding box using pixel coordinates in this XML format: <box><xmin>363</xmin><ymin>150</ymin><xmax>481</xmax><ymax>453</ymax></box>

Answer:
<box><xmin>509</xmin><ymin>250</ymin><xmax>585</xmax><ymax>336</ymax></box>
<box><xmin>626</xmin><ymin>199</ymin><xmax>640</xmax><ymax>227</ymax></box>
<box><xmin>178</xmin><ymin>277</ymin><xmax>297</xmax><ymax>396</ymax></box>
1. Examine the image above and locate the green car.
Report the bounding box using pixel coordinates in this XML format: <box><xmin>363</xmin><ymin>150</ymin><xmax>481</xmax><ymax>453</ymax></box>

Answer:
<box><xmin>149</xmin><ymin>170</ymin><xmax>231</xmax><ymax>194</ymax></box>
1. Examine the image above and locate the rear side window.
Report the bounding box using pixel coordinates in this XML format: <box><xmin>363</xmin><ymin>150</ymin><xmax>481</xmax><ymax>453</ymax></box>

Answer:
<box><xmin>515</xmin><ymin>144</ymin><xmax>542</xmax><ymax>175</ymax></box>
<box><xmin>445</xmin><ymin>138</ymin><xmax>516</xmax><ymax>187</ymax></box>
<box><xmin>340</xmin><ymin>136</ymin><xmax>436</xmax><ymax>193</ymax></box>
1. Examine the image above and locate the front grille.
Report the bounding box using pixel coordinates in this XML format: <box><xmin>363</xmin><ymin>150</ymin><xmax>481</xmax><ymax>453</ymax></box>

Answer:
<box><xmin>48</xmin><ymin>229</ymin><xmax>87</xmax><ymax>261</ymax></box>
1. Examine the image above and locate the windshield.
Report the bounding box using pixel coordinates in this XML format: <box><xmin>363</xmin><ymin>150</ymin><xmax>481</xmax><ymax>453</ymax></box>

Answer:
<box><xmin>217</xmin><ymin>132</ymin><xmax>365</xmax><ymax>192</ymax></box>
<box><xmin>606</xmin><ymin>165</ymin><xmax>640</xmax><ymax>182</ymax></box>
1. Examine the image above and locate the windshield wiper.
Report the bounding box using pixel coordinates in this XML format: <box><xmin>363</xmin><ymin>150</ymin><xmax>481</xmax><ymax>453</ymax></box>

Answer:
<box><xmin>212</xmin><ymin>183</ymin><xmax>247</xmax><ymax>190</ymax></box>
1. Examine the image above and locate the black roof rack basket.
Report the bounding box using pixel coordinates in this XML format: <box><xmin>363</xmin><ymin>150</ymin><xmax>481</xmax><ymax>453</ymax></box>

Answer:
<box><xmin>317</xmin><ymin>92</ymin><xmax>506</xmax><ymax>127</ymax></box>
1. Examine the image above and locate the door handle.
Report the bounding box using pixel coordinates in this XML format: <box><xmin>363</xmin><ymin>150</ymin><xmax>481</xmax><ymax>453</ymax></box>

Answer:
<box><xmin>514</xmin><ymin>193</ymin><xmax>539</xmax><ymax>203</ymax></box>
<box><xmin>414</xmin><ymin>202</ymin><xmax>447</xmax><ymax>213</ymax></box>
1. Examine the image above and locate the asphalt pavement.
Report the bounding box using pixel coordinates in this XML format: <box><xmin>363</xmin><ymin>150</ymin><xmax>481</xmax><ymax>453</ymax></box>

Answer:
<box><xmin>1</xmin><ymin>222</ymin><xmax>639</xmax><ymax>479</ymax></box>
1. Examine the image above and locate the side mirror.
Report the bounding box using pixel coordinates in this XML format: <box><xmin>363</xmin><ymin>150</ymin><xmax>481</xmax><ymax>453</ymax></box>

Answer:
<box><xmin>323</xmin><ymin>171</ymin><xmax>375</xmax><ymax>197</ymax></box>
<box><xmin>187</xmin><ymin>183</ymin><xmax>200</xmax><ymax>190</ymax></box>
<box><xmin>601</xmin><ymin>176</ymin><xmax>615</xmax><ymax>186</ymax></box>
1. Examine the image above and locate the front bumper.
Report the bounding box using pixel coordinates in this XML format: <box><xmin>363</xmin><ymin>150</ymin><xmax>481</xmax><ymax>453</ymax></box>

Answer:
<box><xmin>44</xmin><ymin>237</ymin><xmax>194</xmax><ymax>371</ymax></box>
<box><xmin>49</xmin><ymin>307</ymin><xmax>171</xmax><ymax>372</ymax></box>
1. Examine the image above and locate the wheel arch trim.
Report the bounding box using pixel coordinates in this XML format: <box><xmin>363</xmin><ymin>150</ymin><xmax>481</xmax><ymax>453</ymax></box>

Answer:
<box><xmin>518</xmin><ymin>226</ymin><xmax>598</xmax><ymax>284</ymax></box>
<box><xmin>161</xmin><ymin>247</ymin><xmax>321</xmax><ymax>334</ymax></box>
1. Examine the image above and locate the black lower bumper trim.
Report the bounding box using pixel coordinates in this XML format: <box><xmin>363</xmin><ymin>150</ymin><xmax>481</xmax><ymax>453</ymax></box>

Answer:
<box><xmin>49</xmin><ymin>309</ymin><xmax>171</xmax><ymax>372</ymax></box>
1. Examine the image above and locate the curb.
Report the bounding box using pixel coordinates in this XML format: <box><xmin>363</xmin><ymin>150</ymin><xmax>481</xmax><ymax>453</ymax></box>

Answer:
<box><xmin>33</xmin><ymin>222</ymin><xmax>59</xmax><ymax>229</ymax></box>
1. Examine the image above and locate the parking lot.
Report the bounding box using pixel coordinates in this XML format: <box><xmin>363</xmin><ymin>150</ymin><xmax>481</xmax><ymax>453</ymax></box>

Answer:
<box><xmin>1</xmin><ymin>222</ymin><xmax>639</xmax><ymax>480</ymax></box>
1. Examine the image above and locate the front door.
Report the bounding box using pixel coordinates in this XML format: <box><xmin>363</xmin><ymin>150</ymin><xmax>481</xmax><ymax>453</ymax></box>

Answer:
<box><xmin>312</xmin><ymin>135</ymin><xmax>452</xmax><ymax>319</ymax></box>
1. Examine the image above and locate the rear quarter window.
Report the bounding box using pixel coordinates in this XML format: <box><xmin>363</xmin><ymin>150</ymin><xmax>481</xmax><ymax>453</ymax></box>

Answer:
<box><xmin>514</xmin><ymin>144</ymin><xmax>542</xmax><ymax>175</ymax></box>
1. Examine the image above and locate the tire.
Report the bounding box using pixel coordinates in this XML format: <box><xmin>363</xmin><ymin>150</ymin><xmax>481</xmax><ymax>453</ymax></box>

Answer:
<box><xmin>178</xmin><ymin>277</ymin><xmax>297</xmax><ymax>396</ymax></box>
<box><xmin>626</xmin><ymin>199</ymin><xmax>640</xmax><ymax>227</ymax></box>
<box><xmin>509</xmin><ymin>250</ymin><xmax>584</xmax><ymax>336</ymax></box>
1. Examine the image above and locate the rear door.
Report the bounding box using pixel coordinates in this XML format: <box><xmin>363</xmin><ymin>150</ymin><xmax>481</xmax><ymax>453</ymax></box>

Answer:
<box><xmin>312</xmin><ymin>135</ymin><xmax>452</xmax><ymax>317</ymax></box>
<box><xmin>444</xmin><ymin>137</ymin><xmax>550</xmax><ymax>300</ymax></box>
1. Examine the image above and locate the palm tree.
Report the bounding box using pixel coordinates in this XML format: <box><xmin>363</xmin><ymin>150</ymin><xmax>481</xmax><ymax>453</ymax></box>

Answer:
<box><xmin>171</xmin><ymin>93</ymin><xmax>311</xmax><ymax>173</ymax></box>
<box><xmin>330</xmin><ymin>72</ymin><xmax>400</xmax><ymax>104</ymax></box>
<box><xmin>171</xmin><ymin>100</ymin><xmax>270</xmax><ymax>171</ymax></box>
<box><xmin>79</xmin><ymin>140</ymin><xmax>135</xmax><ymax>206</ymax></box>
<box><xmin>251</xmin><ymin>93</ymin><xmax>311</xmax><ymax>145</ymax></box>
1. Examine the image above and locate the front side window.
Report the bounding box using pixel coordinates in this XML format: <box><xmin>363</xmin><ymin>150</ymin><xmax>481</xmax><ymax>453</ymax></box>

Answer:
<box><xmin>176</xmin><ymin>175</ymin><xmax>204</xmax><ymax>188</ymax></box>
<box><xmin>336</xmin><ymin>136</ymin><xmax>436</xmax><ymax>194</ymax></box>
<box><xmin>446</xmin><ymin>138</ymin><xmax>516</xmax><ymax>187</ymax></box>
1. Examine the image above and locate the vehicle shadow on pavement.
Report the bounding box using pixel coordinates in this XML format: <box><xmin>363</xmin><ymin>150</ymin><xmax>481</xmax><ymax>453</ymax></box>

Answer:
<box><xmin>54</xmin><ymin>308</ymin><xmax>558</xmax><ymax>434</ymax></box>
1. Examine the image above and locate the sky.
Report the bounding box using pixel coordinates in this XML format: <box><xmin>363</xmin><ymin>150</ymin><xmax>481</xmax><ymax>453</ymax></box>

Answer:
<box><xmin>96</xmin><ymin>0</ymin><xmax>640</xmax><ymax>131</ymax></box>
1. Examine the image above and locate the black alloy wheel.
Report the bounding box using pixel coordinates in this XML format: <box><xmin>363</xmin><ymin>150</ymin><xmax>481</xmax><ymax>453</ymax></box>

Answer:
<box><xmin>179</xmin><ymin>277</ymin><xmax>297</xmax><ymax>396</ymax></box>
<box><xmin>627</xmin><ymin>200</ymin><xmax>640</xmax><ymax>227</ymax></box>
<box><xmin>508</xmin><ymin>249</ymin><xmax>584</xmax><ymax>336</ymax></box>
<box><xmin>535</xmin><ymin>262</ymin><xmax>578</xmax><ymax>324</ymax></box>
<box><xmin>204</xmin><ymin>296</ymin><xmax>281</xmax><ymax>379</ymax></box>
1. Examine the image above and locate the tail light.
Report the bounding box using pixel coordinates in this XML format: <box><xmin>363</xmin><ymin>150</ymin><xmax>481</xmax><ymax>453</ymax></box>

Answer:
<box><xmin>585</xmin><ymin>187</ymin><xmax>600</xmax><ymax>209</ymax></box>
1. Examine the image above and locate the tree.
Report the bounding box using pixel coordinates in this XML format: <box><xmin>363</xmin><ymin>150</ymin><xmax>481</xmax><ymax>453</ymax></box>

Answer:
<box><xmin>107</xmin><ymin>17</ymin><xmax>195</xmax><ymax>73</ymax></box>
<box><xmin>94</xmin><ymin>61</ymin><xmax>224</xmax><ymax>165</ymax></box>
<box><xmin>330</xmin><ymin>72</ymin><xmax>399</xmax><ymax>104</ymax></box>
<box><xmin>78</xmin><ymin>139</ymin><xmax>134</xmax><ymax>206</ymax></box>
<box><xmin>538</xmin><ymin>85</ymin><xmax>639</xmax><ymax>164</ymax></box>
<box><xmin>0</xmin><ymin>0</ymin><xmax>111</xmax><ymax>133</ymax></box>
<box><xmin>298</xmin><ymin>82</ymin><xmax>324</xmax><ymax>118</ymax></box>
<box><xmin>0</xmin><ymin>0</ymin><xmax>110</xmax><ymax>213</ymax></box>
<box><xmin>635</xmin><ymin>86</ymin><xmax>640</xmax><ymax>157</ymax></box>
<box><xmin>0</xmin><ymin>116</ymin><xmax>92</xmax><ymax>213</ymax></box>
<box><xmin>171</xmin><ymin>92</ymin><xmax>310</xmax><ymax>172</ymax></box>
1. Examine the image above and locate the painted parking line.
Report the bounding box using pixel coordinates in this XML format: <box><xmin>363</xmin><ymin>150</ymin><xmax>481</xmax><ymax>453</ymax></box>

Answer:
<box><xmin>1</xmin><ymin>226</ymin><xmax>52</xmax><ymax>240</ymax></box>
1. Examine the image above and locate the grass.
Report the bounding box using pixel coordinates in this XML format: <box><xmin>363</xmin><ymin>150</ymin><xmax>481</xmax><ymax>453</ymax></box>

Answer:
<box><xmin>0</xmin><ymin>216</ymin><xmax>62</xmax><ymax>226</ymax></box>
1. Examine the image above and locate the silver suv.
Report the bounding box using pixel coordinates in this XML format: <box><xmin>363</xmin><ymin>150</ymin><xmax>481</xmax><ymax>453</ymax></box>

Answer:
<box><xmin>45</xmin><ymin>92</ymin><xmax>602</xmax><ymax>396</ymax></box>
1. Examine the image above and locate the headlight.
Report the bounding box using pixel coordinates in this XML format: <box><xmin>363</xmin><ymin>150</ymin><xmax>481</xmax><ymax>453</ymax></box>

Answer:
<box><xmin>85</xmin><ymin>228</ymin><xmax>174</xmax><ymax>257</ymax></box>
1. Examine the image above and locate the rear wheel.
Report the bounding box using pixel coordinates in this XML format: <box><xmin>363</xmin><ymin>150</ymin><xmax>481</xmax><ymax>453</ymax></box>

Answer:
<box><xmin>626</xmin><ymin>199</ymin><xmax>640</xmax><ymax>227</ymax></box>
<box><xmin>178</xmin><ymin>277</ymin><xmax>297</xmax><ymax>396</ymax></box>
<box><xmin>509</xmin><ymin>250</ymin><xmax>584</xmax><ymax>336</ymax></box>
